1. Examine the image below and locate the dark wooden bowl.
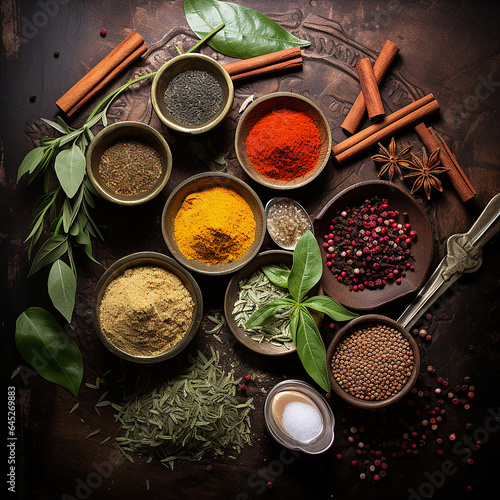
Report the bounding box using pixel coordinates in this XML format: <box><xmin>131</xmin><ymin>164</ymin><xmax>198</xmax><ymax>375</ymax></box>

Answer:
<box><xmin>92</xmin><ymin>252</ymin><xmax>203</xmax><ymax>363</ymax></box>
<box><xmin>314</xmin><ymin>180</ymin><xmax>434</xmax><ymax>311</ymax></box>
<box><xmin>326</xmin><ymin>314</ymin><xmax>420</xmax><ymax>409</ymax></box>
<box><xmin>224</xmin><ymin>250</ymin><xmax>323</xmax><ymax>355</ymax></box>
<box><xmin>162</xmin><ymin>172</ymin><xmax>266</xmax><ymax>276</ymax></box>
<box><xmin>235</xmin><ymin>92</ymin><xmax>332</xmax><ymax>190</ymax></box>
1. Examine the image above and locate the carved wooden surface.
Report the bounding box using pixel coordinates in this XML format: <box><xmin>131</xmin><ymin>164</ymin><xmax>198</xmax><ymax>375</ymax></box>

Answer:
<box><xmin>1</xmin><ymin>1</ymin><xmax>499</xmax><ymax>499</ymax></box>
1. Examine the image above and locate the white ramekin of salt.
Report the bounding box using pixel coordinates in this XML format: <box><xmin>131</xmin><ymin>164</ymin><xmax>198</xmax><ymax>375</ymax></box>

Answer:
<box><xmin>264</xmin><ymin>380</ymin><xmax>335</xmax><ymax>454</ymax></box>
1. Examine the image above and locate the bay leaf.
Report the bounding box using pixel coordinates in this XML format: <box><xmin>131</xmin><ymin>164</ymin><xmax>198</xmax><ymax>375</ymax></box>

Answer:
<box><xmin>48</xmin><ymin>259</ymin><xmax>76</xmax><ymax>323</ymax></box>
<box><xmin>184</xmin><ymin>0</ymin><xmax>310</xmax><ymax>59</ymax></box>
<box><xmin>293</xmin><ymin>308</ymin><xmax>330</xmax><ymax>392</ymax></box>
<box><xmin>28</xmin><ymin>234</ymin><xmax>68</xmax><ymax>276</ymax></box>
<box><xmin>54</xmin><ymin>144</ymin><xmax>86</xmax><ymax>198</ymax></box>
<box><xmin>15</xmin><ymin>307</ymin><xmax>83</xmax><ymax>397</ymax></box>
<box><xmin>288</xmin><ymin>231</ymin><xmax>322</xmax><ymax>302</ymax></box>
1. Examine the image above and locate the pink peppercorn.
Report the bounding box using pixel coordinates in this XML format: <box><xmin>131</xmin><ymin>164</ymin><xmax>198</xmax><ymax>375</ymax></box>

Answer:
<box><xmin>267</xmin><ymin>482</ymin><xmax>273</xmax><ymax>489</ymax></box>
<box><xmin>336</xmin><ymin>453</ymin><xmax>342</xmax><ymax>460</ymax></box>
<box><xmin>100</xmin><ymin>29</ymin><xmax>106</xmax><ymax>37</ymax></box>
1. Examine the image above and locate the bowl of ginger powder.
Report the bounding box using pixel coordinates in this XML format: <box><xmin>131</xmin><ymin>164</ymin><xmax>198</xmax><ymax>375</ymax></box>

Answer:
<box><xmin>93</xmin><ymin>251</ymin><xmax>203</xmax><ymax>363</ymax></box>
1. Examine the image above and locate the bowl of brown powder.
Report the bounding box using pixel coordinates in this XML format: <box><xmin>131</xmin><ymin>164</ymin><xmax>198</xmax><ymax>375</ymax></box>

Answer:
<box><xmin>93</xmin><ymin>251</ymin><xmax>203</xmax><ymax>363</ymax></box>
<box><xmin>326</xmin><ymin>314</ymin><xmax>420</xmax><ymax>409</ymax></box>
<box><xmin>86</xmin><ymin>121</ymin><xmax>172</xmax><ymax>206</ymax></box>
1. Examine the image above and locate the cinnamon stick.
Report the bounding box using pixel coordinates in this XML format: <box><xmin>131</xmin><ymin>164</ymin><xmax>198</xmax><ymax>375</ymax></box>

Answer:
<box><xmin>56</xmin><ymin>32</ymin><xmax>146</xmax><ymax>116</ymax></box>
<box><xmin>228</xmin><ymin>57</ymin><xmax>302</xmax><ymax>82</ymax></box>
<box><xmin>333</xmin><ymin>94</ymin><xmax>435</xmax><ymax>156</ymax></box>
<box><xmin>342</xmin><ymin>40</ymin><xmax>399</xmax><ymax>134</ymax></box>
<box><xmin>414</xmin><ymin>123</ymin><xmax>477</xmax><ymax>202</ymax></box>
<box><xmin>223</xmin><ymin>47</ymin><xmax>301</xmax><ymax>77</ymax></box>
<box><xmin>333</xmin><ymin>98</ymin><xmax>440</xmax><ymax>164</ymax></box>
<box><xmin>356</xmin><ymin>58</ymin><xmax>385</xmax><ymax>121</ymax></box>
<box><xmin>65</xmin><ymin>44</ymin><xmax>147</xmax><ymax>117</ymax></box>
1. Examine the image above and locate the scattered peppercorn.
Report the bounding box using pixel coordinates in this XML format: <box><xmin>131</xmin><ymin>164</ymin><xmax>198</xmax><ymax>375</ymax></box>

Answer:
<box><xmin>53</xmin><ymin>50</ymin><xmax>59</xmax><ymax>58</ymax></box>
<box><xmin>449</xmin><ymin>433</ymin><xmax>457</xmax><ymax>441</ymax></box>
<box><xmin>206</xmin><ymin>464</ymin><xmax>213</xmax><ymax>472</ymax></box>
<box><xmin>100</xmin><ymin>29</ymin><xmax>106</xmax><ymax>37</ymax></box>
<box><xmin>29</xmin><ymin>94</ymin><xmax>36</xmax><ymax>102</ymax></box>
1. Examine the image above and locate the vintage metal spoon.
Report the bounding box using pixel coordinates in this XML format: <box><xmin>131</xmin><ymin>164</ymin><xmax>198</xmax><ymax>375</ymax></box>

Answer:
<box><xmin>397</xmin><ymin>192</ymin><xmax>500</xmax><ymax>330</ymax></box>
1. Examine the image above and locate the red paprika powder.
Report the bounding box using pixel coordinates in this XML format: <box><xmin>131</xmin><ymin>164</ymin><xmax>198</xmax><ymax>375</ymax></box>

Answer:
<box><xmin>246</xmin><ymin>109</ymin><xmax>321</xmax><ymax>181</ymax></box>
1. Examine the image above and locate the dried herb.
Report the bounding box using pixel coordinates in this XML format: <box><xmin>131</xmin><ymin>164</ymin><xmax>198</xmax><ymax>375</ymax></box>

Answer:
<box><xmin>98</xmin><ymin>139</ymin><xmax>163</xmax><ymax>195</ymax></box>
<box><xmin>112</xmin><ymin>349</ymin><xmax>253</xmax><ymax>468</ymax></box>
<box><xmin>404</xmin><ymin>147</ymin><xmax>449</xmax><ymax>200</ymax></box>
<box><xmin>246</xmin><ymin>232</ymin><xmax>358</xmax><ymax>391</ymax></box>
<box><xmin>371</xmin><ymin>137</ymin><xmax>413</xmax><ymax>181</ymax></box>
<box><xmin>233</xmin><ymin>266</ymin><xmax>294</xmax><ymax>348</ymax></box>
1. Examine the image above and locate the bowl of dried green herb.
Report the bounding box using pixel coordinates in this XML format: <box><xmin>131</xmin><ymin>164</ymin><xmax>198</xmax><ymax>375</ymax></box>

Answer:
<box><xmin>86</xmin><ymin>121</ymin><xmax>172</xmax><ymax>205</ymax></box>
<box><xmin>92</xmin><ymin>251</ymin><xmax>203</xmax><ymax>363</ymax></box>
<box><xmin>151</xmin><ymin>53</ymin><xmax>234</xmax><ymax>134</ymax></box>
<box><xmin>224</xmin><ymin>250</ymin><xmax>323</xmax><ymax>356</ymax></box>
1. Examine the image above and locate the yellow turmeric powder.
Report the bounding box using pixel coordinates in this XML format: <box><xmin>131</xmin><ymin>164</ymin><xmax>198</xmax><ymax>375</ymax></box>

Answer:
<box><xmin>174</xmin><ymin>186</ymin><xmax>256</xmax><ymax>265</ymax></box>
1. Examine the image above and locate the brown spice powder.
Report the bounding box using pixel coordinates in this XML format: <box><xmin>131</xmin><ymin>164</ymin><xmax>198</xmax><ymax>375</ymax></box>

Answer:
<box><xmin>99</xmin><ymin>266</ymin><xmax>194</xmax><ymax>356</ymax></box>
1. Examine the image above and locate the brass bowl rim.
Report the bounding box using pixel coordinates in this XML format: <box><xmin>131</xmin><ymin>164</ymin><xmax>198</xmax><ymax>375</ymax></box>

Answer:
<box><xmin>86</xmin><ymin>121</ymin><xmax>172</xmax><ymax>206</ymax></box>
<box><xmin>326</xmin><ymin>314</ymin><xmax>420</xmax><ymax>409</ymax></box>
<box><xmin>92</xmin><ymin>251</ymin><xmax>203</xmax><ymax>363</ymax></box>
<box><xmin>234</xmin><ymin>91</ymin><xmax>332</xmax><ymax>190</ymax></box>
<box><xmin>151</xmin><ymin>53</ymin><xmax>234</xmax><ymax>135</ymax></box>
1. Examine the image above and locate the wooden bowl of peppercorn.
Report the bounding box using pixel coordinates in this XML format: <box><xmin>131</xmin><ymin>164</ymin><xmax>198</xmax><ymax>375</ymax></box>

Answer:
<box><xmin>235</xmin><ymin>92</ymin><xmax>332</xmax><ymax>190</ymax></box>
<box><xmin>86</xmin><ymin>121</ymin><xmax>172</xmax><ymax>206</ymax></box>
<box><xmin>314</xmin><ymin>180</ymin><xmax>434</xmax><ymax>311</ymax></box>
<box><xmin>326</xmin><ymin>314</ymin><xmax>420</xmax><ymax>409</ymax></box>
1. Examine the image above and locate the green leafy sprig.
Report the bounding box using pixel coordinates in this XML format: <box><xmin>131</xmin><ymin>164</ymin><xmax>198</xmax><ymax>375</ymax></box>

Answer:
<box><xmin>246</xmin><ymin>231</ymin><xmax>358</xmax><ymax>391</ymax></box>
<box><xmin>14</xmin><ymin>27</ymin><xmax>224</xmax><ymax>397</ymax></box>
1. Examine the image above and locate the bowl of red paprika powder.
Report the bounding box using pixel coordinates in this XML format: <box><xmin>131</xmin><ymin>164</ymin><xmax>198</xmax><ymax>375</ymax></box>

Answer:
<box><xmin>235</xmin><ymin>92</ymin><xmax>332</xmax><ymax>189</ymax></box>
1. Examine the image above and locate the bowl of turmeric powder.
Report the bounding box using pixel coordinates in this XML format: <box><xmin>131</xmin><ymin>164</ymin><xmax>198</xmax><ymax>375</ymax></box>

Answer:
<box><xmin>161</xmin><ymin>172</ymin><xmax>266</xmax><ymax>275</ymax></box>
<box><xmin>235</xmin><ymin>92</ymin><xmax>332</xmax><ymax>190</ymax></box>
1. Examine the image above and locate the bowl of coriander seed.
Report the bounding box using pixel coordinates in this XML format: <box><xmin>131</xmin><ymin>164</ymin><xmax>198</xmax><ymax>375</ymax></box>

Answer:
<box><xmin>326</xmin><ymin>314</ymin><xmax>420</xmax><ymax>409</ymax></box>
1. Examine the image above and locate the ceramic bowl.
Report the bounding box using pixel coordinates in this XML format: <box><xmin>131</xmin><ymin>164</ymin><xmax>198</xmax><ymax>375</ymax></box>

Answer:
<box><xmin>326</xmin><ymin>314</ymin><xmax>420</xmax><ymax>409</ymax></box>
<box><xmin>161</xmin><ymin>172</ymin><xmax>266</xmax><ymax>275</ymax></box>
<box><xmin>234</xmin><ymin>92</ymin><xmax>332</xmax><ymax>189</ymax></box>
<box><xmin>151</xmin><ymin>53</ymin><xmax>234</xmax><ymax>134</ymax></box>
<box><xmin>264</xmin><ymin>379</ymin><xmax>335</xmax><ymax>454</ymax></box>
<box><xmin>92</xmin><ymin>251</ymin><xmax>203</xmax><ymax>363</ymax></box>
<box><xmin>314</xmin><ymin>180</ymin><xmax>434</xmax><ymax>311</ymax></box>
<box><xmin>86</xmin><ymin>121</ymin><xmax>172</xmax><ymax>206</ymax></box>
<box><xmin>224</xmin><ymin>250</ymin><xmax>323</xmax><ymax>355</ymax></box>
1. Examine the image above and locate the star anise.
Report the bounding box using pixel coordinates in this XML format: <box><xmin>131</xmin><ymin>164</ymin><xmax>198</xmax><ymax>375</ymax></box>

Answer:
<box><xmin>404</xmin><ymin>147</ymin><xmax>449</xmax><ymax>200</ymax></box>
<box><xmin>371</xmin><ymin>137</ymin><xmax>413</xmax><ymax>181</ymax></box>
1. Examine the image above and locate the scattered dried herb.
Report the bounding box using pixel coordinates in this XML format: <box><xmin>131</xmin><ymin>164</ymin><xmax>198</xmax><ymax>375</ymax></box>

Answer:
<box><xmin>371</xmin><ymin>137</ymin><xmax>413</xmax><ymax>181</ymax></box>
<box><xmin>404</xmin><ymin>147</ymin><xmax>449</xmax><ymax>200</ymax></box>
<box><xmin>112</xmin><ymin>349</ymin><xmax>253</xmax><ymax>468</ymax></box>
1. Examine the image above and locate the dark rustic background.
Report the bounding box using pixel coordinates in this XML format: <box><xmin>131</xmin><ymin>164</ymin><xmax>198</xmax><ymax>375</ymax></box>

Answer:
<box><xmin>1</xmin><ymin>1</ymin><xmax>499</xmax><ymax>499</ymax></box>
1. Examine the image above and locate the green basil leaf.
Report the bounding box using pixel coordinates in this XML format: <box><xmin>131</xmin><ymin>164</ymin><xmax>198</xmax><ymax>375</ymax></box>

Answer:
<box><xmin>55</xmin><ymin>145</ymin><xmax>86</xmax><ymax>198</ymax></box>
<box><xmin>184</xmin><ymin>0</ymin><xmax>310</xmax><ymax>59</ymax></box>
<box><xmin>293</xmin><ymin>308</ymin><xmax>330</xmax><ymax>392</ymax></box>
<box><xmin>288</xmin><ymin>231</ymin><xmax>322</xmax><ymax>302</ymax></box>
<box><xmin>261</xmin><ymin>265</ymin><xmax>290</xmax><ymax>288</ymax></box>
<box><xmin>17</xmin><ymin>147</ymin><xmax>45</xmax><ymax>182</ymax></box>
<box><xmin>15</xmin><ymin>307</ymin><xmax>83</xmax><ymax>397</ymax></box>
<box><xmin>301</xmin><ymin>295</ymin><xmax>359</xmax><ymax>322</ymax></box>
<box><xmin>245</xmin><ymin>298</ymin><xmax>295</xmax><ymax>329</ymax></box>
<box><xmin>28</xmin><ymin>234</ymin><xmax>68</xmax><ymax>277</ymax></box>
<box><xmin>48</xmin><ymin>259</ymin><xmax>76</xmax><ymax>323</ymax></box>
